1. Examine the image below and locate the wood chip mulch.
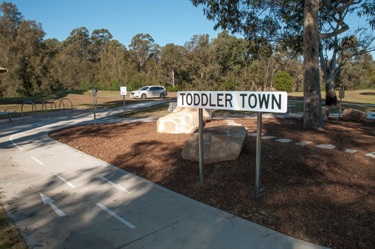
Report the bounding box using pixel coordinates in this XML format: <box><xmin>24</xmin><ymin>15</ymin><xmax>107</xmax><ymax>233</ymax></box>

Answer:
<box><xmin>49</xmin><ymin>117</ymin><xmax>375</xmax><ymax>249</ymax></box>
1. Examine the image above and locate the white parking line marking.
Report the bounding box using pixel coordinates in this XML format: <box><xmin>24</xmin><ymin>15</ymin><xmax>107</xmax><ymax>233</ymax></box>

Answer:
<box><xmin>96</xmin><ymin>203</ymin><xmax>135</xmax><ymax>229</ymax></box>
<box><xmin>99</xmin><ymin>176</ymin><xmax>130</xmax><ymax>193</ymax></box>
<box><xmin>9</xmin><ymin>135</ymin><xmax>23</xmax><ymax>150</ymax></box>
<box><xmin>57</xmin><ymin>174</ymin><xmax>75</xmax><ymax>188</ymax></box>
<box><xmin>31</xmin><ymin>156</ymin><xmax>44</xmax><ymax>165</ymax></box>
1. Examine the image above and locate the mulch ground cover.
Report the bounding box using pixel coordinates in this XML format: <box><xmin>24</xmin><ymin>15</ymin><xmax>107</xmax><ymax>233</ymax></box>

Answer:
<box><xmin>49</xmin><ymin>117</ymin><xmax>375</xmax><ymax>249</ymax></box>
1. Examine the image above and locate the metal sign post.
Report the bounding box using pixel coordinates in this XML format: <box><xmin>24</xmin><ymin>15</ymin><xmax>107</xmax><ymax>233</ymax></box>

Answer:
<box><xmin>92</xmin><ymin>88</ymin><xmax>98</xmax><ymax>125</ymax></box>
<box><xmin>120</xmin><ymin>86</ymin><xmax>127</xmax><ymax>113</ymax></box>
<box><xmin>255</xmin><ymin>112</ymin><xmax>262</xmax><ymax>199</ymax></box>
<box><xmin>198</xmin><ymin>108</ymin><xmax>204</xmax><ymax>183</ymax></box>
<box><xmin>176</xmin><ymin>91</ymin><xmax>288</xmax><ymax>199</ymax></box>
<box><xmin>339</xmin><ymin>89</ymin><xmax>345</xmax><ymax>118</ymax></box>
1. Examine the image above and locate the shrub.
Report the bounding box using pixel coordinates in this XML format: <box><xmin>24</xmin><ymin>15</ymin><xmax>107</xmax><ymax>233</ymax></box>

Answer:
<box><xmin>166</xmin><ymin>85</ymin><xmax>181</xmax><ymax>92</ymax></box>
<box><xmin>274</xmin><ymin>71</ymin><xmax>294</xmax><ymax>92</ymax></box>
<box><xmin>127</xmin><ymin>81</ymin><xmax>143</xmax><ymax>91</ymax></box>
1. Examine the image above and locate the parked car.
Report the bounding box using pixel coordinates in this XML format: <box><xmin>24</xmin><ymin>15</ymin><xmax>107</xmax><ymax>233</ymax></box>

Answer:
<box><xmin>130</xmin><ymin>86</ymin><xmax>168</xmax><ymax>99</ymax></box>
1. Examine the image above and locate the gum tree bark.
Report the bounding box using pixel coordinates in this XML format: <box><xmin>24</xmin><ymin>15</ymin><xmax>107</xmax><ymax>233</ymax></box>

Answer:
<box><xmin>303</xmin><ymin>0</ymin><xmax>324</xmax><ymax>129</ymax></box>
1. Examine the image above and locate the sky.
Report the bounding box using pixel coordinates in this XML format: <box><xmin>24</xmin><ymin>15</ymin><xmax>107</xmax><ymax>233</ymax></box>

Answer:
<box><xmin>6</xmin><ymin>0</ymin><xmax>374</xmax><ymax>57</ymax></box>
<box><xmin>9</xmin><ymin>0</ymin><xmax>224</xmax><ymax>48</ymax></box>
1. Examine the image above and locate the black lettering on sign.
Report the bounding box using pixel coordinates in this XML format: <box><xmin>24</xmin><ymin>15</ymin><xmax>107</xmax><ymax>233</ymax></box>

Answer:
<box><xmin>209</xmin><ymin>93</ymin><xmax>215</xmax><ymax>107</ymax></box>
<box><xmin>186</xmin><ymin>93</ymin><xmax>193</xmax><ymax>105</ymax></box>
<box><xmin>194</xmin><ymin>93</ymin><xmax>200</xmax><ymax>105</ymax></box>
<box><xmin>217</xmin><ymin>93</ymin><xmax>224</xmax><ymax>107</ymax></box>
<box><xmin>225</xmin><ymin>94</ymin><xmax>233</xmax><ymax>108</ymax></box>
<box><xmin>272</xmin><ymin>94</ymin><xmax>282</xmax><ymax>109</ymax></box>
<box><xmin>248</xmin><ymin>94</ymin><xmax>257</xmax><ymax>108</ymax></box>
<box><xmin>180</xmin><ymin>93</ymin><xmax>186</xmax><ymax>105</ymax></box>
<box><xmin>202</xmin><ymin>93</ymin><xmax>208</xmax><ymax>106</ymax></box>
<box><xmin>258</xmin><ymin>94</ymin><xmax>270</xmax><ymax>109</ymax></box>
<box><xmin>240</xmin><ymin>94</ymin><xmax>247</xmax><ymax>108</ymax></box>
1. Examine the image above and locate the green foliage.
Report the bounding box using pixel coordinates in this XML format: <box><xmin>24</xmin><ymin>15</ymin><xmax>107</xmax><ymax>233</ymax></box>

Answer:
<box><xmin>166</xmin><ymin>85</ymin><xmax>181</xmax><ymax>92</ymax></box>
<box><xmin>1</xmin><ymin>2</ymin><xmax>374</xmax><ymax>98</ymax></box>
<box><xmin>127</xmin><ymin>81</ymin><xmax>142</xmax><ymax>91</ymax></box>
<box><xmin>366</xmin><ymin>69</ymin><xmax>375</xmax><ymax>89</ymax></box>
<box><xmin>109</xmin><ymin>80</ymin><xmax>120</xmax><ymax>91</ymax></box>
<box><xmin>274</xmin><ymin>71</ymin><xmax>294</xmax><ymax>92</ymax></box>
<box><xmin>219</xmin><ymin>80</ymin><xmax>235</xmax><ymax>91</ymax></box>
<box><xmin>79</xmin><ymin>81</ymin><xmax>92</xmax><ymax>90</ymax></box>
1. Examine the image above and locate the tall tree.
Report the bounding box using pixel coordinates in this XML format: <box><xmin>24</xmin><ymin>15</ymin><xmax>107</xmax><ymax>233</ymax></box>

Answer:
<box><xmin>128</xmin><ymin>33</ymin><xmax>155</xmax><ymax>72</ymax></box>
<box><xmin>303</xmin><ymin>0</ymin><xmax>324</xmax><ymax>128</ymax></box>
<box><xmin>184</xmin><ymin>34</ymin><xmax>217</xmax><ymax>90</ymax></box>
<box><xmin>0</xmin><ymin>2</ymin><xmax>47</xmax><ymax>96</ymax></box>
<box><xmin>191</xmin><ymin>0</ymin><xmax>374</xmax><ymax>128</ymax></box>
<box><xmin>160</xmin><ymin>43</ymin><xmax>186</xmax><ymax>88</ymax></box>
<box><xmin>90</xmin><ymin>28</ymin><xmax>113</xmax><ymax>62</ymax></box>
<box><xmin>277</xmin><ymin>1</ymin><xmax>375</xmax><ymax>105</ymax></box>
<box><xmin>56</xmin><ymin>27</ymin><xmax>96</xmax><ymax>88</ymax></box>
<box><xmin>98</xmin><ymin>40</ymin><xmax>128</xmax><ymax>89</ymax></box>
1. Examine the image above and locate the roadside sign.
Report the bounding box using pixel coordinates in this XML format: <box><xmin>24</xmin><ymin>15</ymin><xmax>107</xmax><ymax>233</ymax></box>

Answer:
<box><xmin>120</xmin><ymin>86</ymin><xmax>127</xmax><ymax>96</ymax></box>
<box><xmin>177</xmin><ymin>91</ymin><xmax>288</xmax><ymax>199</ymax></box>
<box><xmin>177</xmin><ymin>91</ymin><xmax>288</xmax><ymax>113</ymax></box>
<box><xmin>120</xmin><ymin>86</ymin><xmax>127</xmax><ymax>113</ymax></box>
<box><xmin>339</xmin><ymin>89</ymin><xmax>345</xmax><ymax>99</ymax></box>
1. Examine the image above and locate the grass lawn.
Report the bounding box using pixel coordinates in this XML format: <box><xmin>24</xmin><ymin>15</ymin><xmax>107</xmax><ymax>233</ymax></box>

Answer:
<box><xmin>0</xmin><ymin>90</ymin><xmax>173</xmax><ymax>120</ymax></box>
<box><xmin>0</xmin><ymin>203</ymin><xmax>27</xmax><ymax>249</ymax></box>
<box><xmin>1</xmin><ymin>89</ymin><xmax>374</xmax><ymax>121</ymax></box>
<box><xmin>288</xmin><ymin>89</ymin><xmax>375</xmax><ymax>104</ymax></box>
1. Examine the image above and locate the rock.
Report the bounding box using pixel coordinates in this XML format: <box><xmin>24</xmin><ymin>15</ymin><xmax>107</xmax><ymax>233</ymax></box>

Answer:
<box><xmin>182</xmin><ymin>125</ymin><xmax>247</xmax><ymax>163</ymax></box>
<box><xmin>157</xmin><ymin>107</ymin><xmax>210</xmax><ymax>134</ymax></box>
<box><xmin>342</xmin><ymin>108</ymin><xmax>366</xmax><ymax>122</ymax></box>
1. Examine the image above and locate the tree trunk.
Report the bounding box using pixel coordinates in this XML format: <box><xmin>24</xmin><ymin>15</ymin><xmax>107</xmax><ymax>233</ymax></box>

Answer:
<box><xmin>171</xmin><ymin>70</ymin><xmax>175</xmax><ymax>88</ymax></box>
<box><xmin>325</xmin><ymin>79</ymin><xmax>338</xmax><ymax>106</ymax></box>
<box><xmin>319</xmin><ymin>43</ymin><xmax>338</xmax><ymax>106</ymax></box>
<box><xmin>303</xmin><ymin>0</ymin><xmax>324</xmax><ymax>129</ymax></box>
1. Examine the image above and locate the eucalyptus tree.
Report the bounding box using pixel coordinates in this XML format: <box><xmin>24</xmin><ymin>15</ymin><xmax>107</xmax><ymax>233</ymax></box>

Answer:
<box><xmin>0</xmin><ymin>1</ymin><xmax>47</xmax><ymax>96</ymax></box>
<box><xmin>41</xmin><ymin>38</ymin><xmax>62</xmax><ymax>91</ymax></box>
<box><xmin>211</xmin><ymin>31</ymin><xmax>251</xmax><ymax>90</ymax></box>
<box><xmin>282</xmin><ymin>1</ymin><xmax>375</xmax><ymax>105</ymax></box>
<box><xmin>160</xmin><ymin>43</ymin><xmax>186</xmax><ymax>88</ymax></box>
<box><xmin>184</xmin><ymin>34</ymin><xmax>218</xmax><ymax>90</ymax></box>
<box><xmin>98</xmin><ymin>39</ymin><xmax>128</xmax><ymax>89</ymax></box>
<box><xmin>62</xmin><ymin>27</ymin><xmax>91</xmax><ymax>63</ymax></box>
<box><xmin>90</xmin><ymin>28</ymin><xmax>113</xmax><ymax>62</ymax></box>
<box><xmin>337</xmin><ymin>52</ymin><xmax>375</xmax><ymax>89</ymax></box>
<box><xmin>191</xmin><ymin>0</ymin><xmax>374</xmax><ymax>129</ymax></box>
<box><xmin>128</xmin><ymin>33</ymin><xmax>156</xmax><ymax>73</ymax></box>
<box><xmin>56</xmin><ymin>27</ymin><xmax>97</xmax><ymax>88</ymax></box>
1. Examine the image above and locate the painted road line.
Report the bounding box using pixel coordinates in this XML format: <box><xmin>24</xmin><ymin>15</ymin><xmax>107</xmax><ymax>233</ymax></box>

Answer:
<box><xmin>40</xmin><ymin>193</ymin><xmax>66</xmax><ymax>217</ymax></box>
<box><xmin>9</xmin><ymin>134</ymin><xmax>23</xmax><ymax>150</ymax></box>
<box><xmin>98</xmin><ymin>176</ymin><xmax>130</xmax><ymax>193</ymax></box>
<box><xmin>57</xmin><ymin>174</ymin><xmax>76</xmax><ymax>189</ymax></box>
<box><xmin>31</xmin><ymin>156</ymin><xmax>44</xmax><ymax>165</ymax></box>
<box><xmin>96</xmin><ymin>203</ymin><xmax>135</xmax><ymax>229</ymax></box>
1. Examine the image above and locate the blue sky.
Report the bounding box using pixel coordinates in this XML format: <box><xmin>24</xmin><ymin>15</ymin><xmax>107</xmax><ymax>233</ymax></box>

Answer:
<box><xmin>8</xmin><ymin>0</ymin><xmax>374</xmax><ymax>57</ymax></box>
<box><xmin>10</xmin><ymin>0</ymin><xmax>223</xmax><ymax>48</ymax></box>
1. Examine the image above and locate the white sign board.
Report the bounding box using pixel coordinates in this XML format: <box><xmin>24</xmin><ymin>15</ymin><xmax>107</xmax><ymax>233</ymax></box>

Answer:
<box><xmin>177</xmin><ymin>91</ymin><xmax>288</xmax><ymax>113</ymax></box>
<box><xmin>120</xmin><ymin>86</ymin><xmax>127</xmax><ymax>96</ymax></box>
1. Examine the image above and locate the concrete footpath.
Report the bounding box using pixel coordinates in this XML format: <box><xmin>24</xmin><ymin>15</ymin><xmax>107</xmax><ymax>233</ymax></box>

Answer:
<box><xmin>1</xmin><ymin>102</ymin><xmax>328</xmax><ymax>249</ymax></box>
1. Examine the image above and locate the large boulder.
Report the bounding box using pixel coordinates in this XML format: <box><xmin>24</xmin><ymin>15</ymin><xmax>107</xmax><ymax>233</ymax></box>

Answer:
<box><xmin>182</xmin><ymin>125</ymin><xmax>247</xmax><ymax>164</ymax></box>
<box><xmin>342</xmin><ymin>108</ymin><xmax>366</xmax><ymax>122</ymax></box>
<box><xmin>157</xmin><ymin>107</ymin><xmax>210</xmax><ymax>134</ymax></box>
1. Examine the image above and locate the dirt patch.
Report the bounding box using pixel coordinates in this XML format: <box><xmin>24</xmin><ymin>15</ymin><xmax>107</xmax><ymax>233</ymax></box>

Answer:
<box><xmin>49</xmin><ymin>117</ymin><xmax>375</xmax><ymax>249</ymax></box>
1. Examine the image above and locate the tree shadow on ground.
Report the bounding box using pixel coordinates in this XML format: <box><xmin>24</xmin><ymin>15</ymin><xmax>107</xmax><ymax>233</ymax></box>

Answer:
<box><xmin>11</xmin><ymin>116</ymin><xmax>374</xmax><ymax>248</ymax></box>
<box><xmin>100</xmin><ymin>117</ymin><xmax>375</xmax><ymax>249</ymax></box>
